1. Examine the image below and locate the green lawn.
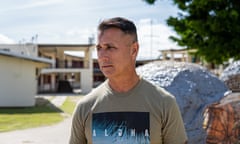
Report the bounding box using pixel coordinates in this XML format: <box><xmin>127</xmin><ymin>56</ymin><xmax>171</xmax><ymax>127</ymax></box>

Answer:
<box><xmin>61</xmin><ymin>96</ymin><xmax>80</xmax><ymax>114</ymax></box>
<box><xmin>0</xmin><ymin>96</ymin><xmax>82</xmax><ymax>132</ymax></box>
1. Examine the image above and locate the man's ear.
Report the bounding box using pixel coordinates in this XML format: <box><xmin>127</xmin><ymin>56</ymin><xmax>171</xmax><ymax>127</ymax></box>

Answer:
<box><xmin>131</xmin><ymin>42</ymin><xmax>139</xmax><ymax>56</ymax></box>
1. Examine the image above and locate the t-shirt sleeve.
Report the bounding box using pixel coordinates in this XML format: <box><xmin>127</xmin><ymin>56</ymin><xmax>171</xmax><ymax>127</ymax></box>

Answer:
<box><xmin>69</xmin><ymin>105</ymin><xmax>87</xmax><ymax>144</ymax></box>
<box><xmin>162</xmin><ymin>96</ymin><xmax>188</xmax><ymax>144</ymax></box>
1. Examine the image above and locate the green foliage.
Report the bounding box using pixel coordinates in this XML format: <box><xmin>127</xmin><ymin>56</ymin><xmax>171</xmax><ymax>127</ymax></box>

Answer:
<box><xmin>146</xmin><ymin>0</ymin><xmax>240</xmax><ymax>64</ymax></box>
<box><xmin>143</xmin><ymin>0</ymin><xmax>157</xmax><ymax>4</ymax></box>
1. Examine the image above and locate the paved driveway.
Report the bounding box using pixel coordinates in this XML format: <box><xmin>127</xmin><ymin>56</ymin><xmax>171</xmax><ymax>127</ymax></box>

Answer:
<box><xmin>0</xmin><ymin>117</ymin><xmax>72</xmax><ymax>144</ymax></box>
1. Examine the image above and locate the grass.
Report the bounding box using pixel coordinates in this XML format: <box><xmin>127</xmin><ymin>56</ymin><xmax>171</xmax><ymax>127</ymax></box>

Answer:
<box><xmin>0</xmin><ymin>95</ymin><xmax>82</xmax><ymax>132</ymax></box>
<box><xmin>61</xmin><ymin>96</ymin><xmax>80</xmax><ymax>114</ymax></box>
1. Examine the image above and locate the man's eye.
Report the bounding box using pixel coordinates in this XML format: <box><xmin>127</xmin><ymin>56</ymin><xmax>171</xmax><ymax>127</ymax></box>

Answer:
<box><xmin>107</xmin><ymin>46</ymin><xmax>115</xmax><ymax>49</ymax></box>
<box><xmin>96</xmin><ymin>46</ymin><xmax>101</xmax><ymax>51</ymax></box>
<box><xmin>96</xmin><ymin>45</ymin><xmax>116</xmax><ymax>51</ymax></box>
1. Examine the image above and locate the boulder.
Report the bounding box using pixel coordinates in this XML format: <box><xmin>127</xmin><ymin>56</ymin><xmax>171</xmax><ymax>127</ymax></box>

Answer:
<box><xmin>136</xmin><ymin>61</ymin><xmax>228</xmax><ymax>144</ymax></box>
<box><xmin>203</xmin><ymin>92</ymin><xmax>240</xmax><ymax>144</ymax></box>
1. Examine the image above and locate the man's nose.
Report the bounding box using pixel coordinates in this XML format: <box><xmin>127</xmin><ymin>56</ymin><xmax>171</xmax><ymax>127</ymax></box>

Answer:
<box><xmin>97</xmin><ymin>49</ymin><xmax>109</xmax><ymax>61</ymax></box>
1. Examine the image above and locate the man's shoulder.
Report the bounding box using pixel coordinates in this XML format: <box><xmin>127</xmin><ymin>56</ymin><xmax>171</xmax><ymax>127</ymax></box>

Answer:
<box><xmin>76</xmin><ymin>81</ymin><xmax>108</xmax><ymax>107</ymax></box>
<box><xmin>140</xmin><ymin>78</ymin><xmax>175</xmax><ymax>100</ymax></box>
<box><xmin>141</xmin><ymin>78</ymin><xmax>163</xmax><ymax>90</ymax></box>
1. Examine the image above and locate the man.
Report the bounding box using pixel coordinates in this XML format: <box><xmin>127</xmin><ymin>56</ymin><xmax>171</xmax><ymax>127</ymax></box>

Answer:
<box><xmin>69</xmin><ymin>17</ymin><xmax>187</xmax><ymax>144</ymax></box>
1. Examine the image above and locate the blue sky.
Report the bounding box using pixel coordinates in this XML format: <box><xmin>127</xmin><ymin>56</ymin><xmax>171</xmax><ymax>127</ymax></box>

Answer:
<box><xmin>0</xmin><ymin>0</ymin><xmax>183</xmax><ymax>59</ymax></box>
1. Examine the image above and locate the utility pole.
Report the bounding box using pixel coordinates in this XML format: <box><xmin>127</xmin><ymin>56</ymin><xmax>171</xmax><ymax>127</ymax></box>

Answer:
<box><xmin>150</xmin><ymin>19</ymin><xmax>153</xmax><ymax>60</ymax></box>
<box><xmin>144</xmin><ymin>19</ymin><xmax>160</xmax><ymax>61</ymax></box>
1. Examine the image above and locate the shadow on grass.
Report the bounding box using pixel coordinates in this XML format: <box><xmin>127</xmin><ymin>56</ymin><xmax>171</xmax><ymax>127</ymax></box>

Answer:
<box><xmin>0</xmin><ymin>97</ymin><xmax>63</xmax><ymax>114</ymax></box>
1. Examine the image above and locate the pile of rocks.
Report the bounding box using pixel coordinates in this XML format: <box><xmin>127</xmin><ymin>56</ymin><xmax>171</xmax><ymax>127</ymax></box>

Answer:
<box><xmin>220</xmin><ymin>60</ymin><xmax>240</xmax><ymax>81</ymax></box>
<box><xmin>220</xmin><ymin>60</ymin><xmax>240</xmax><ymax>92</ymax></box>
<box><xmin>136</xmin><ymin>61</ymin><xmax>228</xmax><ymax>144</ymax></box>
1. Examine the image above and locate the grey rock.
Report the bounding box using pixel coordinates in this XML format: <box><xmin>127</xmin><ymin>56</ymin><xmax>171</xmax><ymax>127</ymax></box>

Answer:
<box><xmin>137</xmin><ymin>61</ymin><xmax>228</xmax><ymax>144</ymax></box>
<box><xmin>220</xmin><ymin>60</ymin><xmax>240</xmax><ymax>81</ymax></box>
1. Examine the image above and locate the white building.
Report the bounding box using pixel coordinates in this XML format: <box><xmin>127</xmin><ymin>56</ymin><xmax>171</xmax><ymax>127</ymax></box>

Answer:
<box><xmin>0</xmin><ymin>43</ymin><xmax>94</xmax><ymax>107</ymax></box>
<box><xmin>0</xmin><ymin>45</ymin><xmax>53</xmax><ymax>107</ymax></box>
<box><xmin>38</xmin><ymin>44</ymin><xmax>95</xmax><ymax>94</ymax></box>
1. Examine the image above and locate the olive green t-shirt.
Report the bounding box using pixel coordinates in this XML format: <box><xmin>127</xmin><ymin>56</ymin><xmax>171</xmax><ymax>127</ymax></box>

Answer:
<box><xmin>69</xmin><ymin>78</ymin><xmax>187</xmax><ymax>144</ymax></box>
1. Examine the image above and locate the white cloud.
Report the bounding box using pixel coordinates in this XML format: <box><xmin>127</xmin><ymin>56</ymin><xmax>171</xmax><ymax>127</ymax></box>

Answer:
<box><xmin>0</xmin><ymin>34</ymin><xmax>15</xmax><ymax>44</ymax></box>
<box><xmin>37</xmin><ymin>27</ymin><xmax>96</xmax><ymax>44</ymax></box>
<box><xmin>65</xmin><ymin>27</ymin><xmax>96</xmax><ymax>43</ymax></box>
<box><xmin>136</xmin><ymin>19</ymin><xmax>183</xmax><ymax>60</ymax></box>
<box><xmin>1</xmin><ymin>0</ymin><xmax>64</xmax><ymax>12</ymax></box>
<box><xmin>21</xmin><ymin>0</ymin><xmax>64</xmax><ymax>9</ymax></box>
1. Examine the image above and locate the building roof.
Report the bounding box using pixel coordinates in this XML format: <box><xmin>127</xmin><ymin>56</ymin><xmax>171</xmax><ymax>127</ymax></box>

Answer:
<box><xmin>0</xmin><ymin>50</ymin><xmax>53</xmax><ymax>64</ymax></box>
<box><xmin>38</xmin><ymin>43</ymin><xmax>94</xmax><ymax>47</ymax></box>
<box><xmin>38</xmin><ymin>43</ymin><xmax>95</xmax><ymax>51</ymax></box>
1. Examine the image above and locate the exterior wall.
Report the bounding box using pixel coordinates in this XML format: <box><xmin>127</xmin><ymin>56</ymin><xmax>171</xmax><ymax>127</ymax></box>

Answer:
<box><xmin>0</xmin><ymin>55</ymin><xmax>37</xmax><ymax>107</ymax></box>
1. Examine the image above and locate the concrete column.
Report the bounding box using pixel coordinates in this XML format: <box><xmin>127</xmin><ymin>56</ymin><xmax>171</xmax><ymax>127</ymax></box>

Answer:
<box><xmin>51</xmin><ymin>54</ymin><xmax>56</xmax><ymax>68</ymax></box>
<box><xmin>187</xmin><ymin>53</ymin><xmax>192</xmax><ymax>62</ymax></box>
<box><xmin>170</xmin><ymin>52</ymin><xmax>174</xmax><ymax>61</ymax></box>
<box><xmin>84</xmin><ymin>49</ymin><xmax>89</xmax><ymax>68</ymax></box>
<box><xmin>80</xmin><ymin>46</ymin><xmax>93</xmax><ymax>94</ymax></box>
<box><xmin>162</xmin><ymin>52</ymin><xmax>167</xmax><ymax>60</ymax></box>
<box><xmin>67</xmin><ymin>59</ymin><xmax>72</xmax><ymax>68</ymax></box>
<box><xmin>182</xmin><ymin>53</ymin><xmax>185</xmax><ymax>62</ymax></box>
<box><xmin>80</xmin><ymin>70</ymin><xmax>92</xmax><ymax>94</ymax></box>
<box><xmin>56</xmin><ymin>49</ymin><xmax>65</xmax><ymax>80</ymax></box>
<box><xmin>40</xmin><ymin>75</ymin><xmax>44</xmax><ymax>91</ymax></box>
<box><xmin>51</xmin><ymin>73</ymin><xmax>56</xmax><ymax>92</ymax></box>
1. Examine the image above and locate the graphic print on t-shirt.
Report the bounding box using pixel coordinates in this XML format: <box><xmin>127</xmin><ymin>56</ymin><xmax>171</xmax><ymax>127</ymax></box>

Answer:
<box><xmin>92</xmin><ymin>112</ymin><xmax>150</xmax><ymax>144</ymax></box>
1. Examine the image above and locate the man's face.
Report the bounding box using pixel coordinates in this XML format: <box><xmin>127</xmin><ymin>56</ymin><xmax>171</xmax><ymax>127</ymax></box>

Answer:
<box><xmin>96</xmin><ymin>28</ymin><xmax>138</xmax><ymax>79</ymax></box>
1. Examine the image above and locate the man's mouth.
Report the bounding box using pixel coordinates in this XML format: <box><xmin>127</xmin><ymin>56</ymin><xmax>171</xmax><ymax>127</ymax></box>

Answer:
<box><xmin>102</xmin><ymin>65</ymin><xmax>113</xmax><ymax>68</ymax></box>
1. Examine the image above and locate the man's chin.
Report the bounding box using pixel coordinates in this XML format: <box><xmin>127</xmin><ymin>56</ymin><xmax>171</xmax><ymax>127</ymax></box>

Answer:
<box><xmin>103</xmin><ymin>72</ymin><xmax>118</xmax><ymax>80</ymax></box>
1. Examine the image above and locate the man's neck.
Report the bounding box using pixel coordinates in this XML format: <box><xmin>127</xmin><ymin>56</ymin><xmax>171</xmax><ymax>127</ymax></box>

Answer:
<box><xmin>108</xmin><ymin>74</ymin><xmax>140</xmax><ymax>93</ymax></box>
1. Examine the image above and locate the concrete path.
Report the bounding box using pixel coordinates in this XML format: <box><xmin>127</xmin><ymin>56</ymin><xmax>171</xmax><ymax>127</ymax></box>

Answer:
<box><xmin>0</xmin><ymin>96</ymin><xmax>72</xmax><ymax>144</ymax></box>
<box><xmin>0</xmin><ymin>117</ymin><xmax>72</xmax><ymax>144</ymax></box>
<box><xmin>47</xmin><ymin>96</ymin><xmax>67</xmax><ymax>107</ymax></box>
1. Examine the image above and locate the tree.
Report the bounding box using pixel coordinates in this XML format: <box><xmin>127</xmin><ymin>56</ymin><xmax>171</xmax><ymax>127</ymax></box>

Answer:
<box><xmin>144</xmin><ymin>0</ymin><xmax>240</xmax><ymax>64</ymax></box>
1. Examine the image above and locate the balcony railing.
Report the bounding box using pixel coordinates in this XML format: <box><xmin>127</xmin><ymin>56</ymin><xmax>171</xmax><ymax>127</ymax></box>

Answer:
<box><xmin>55</xmin><ymin>60</ymin><xmax>89</xmax><ymax>69</ymax></box>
